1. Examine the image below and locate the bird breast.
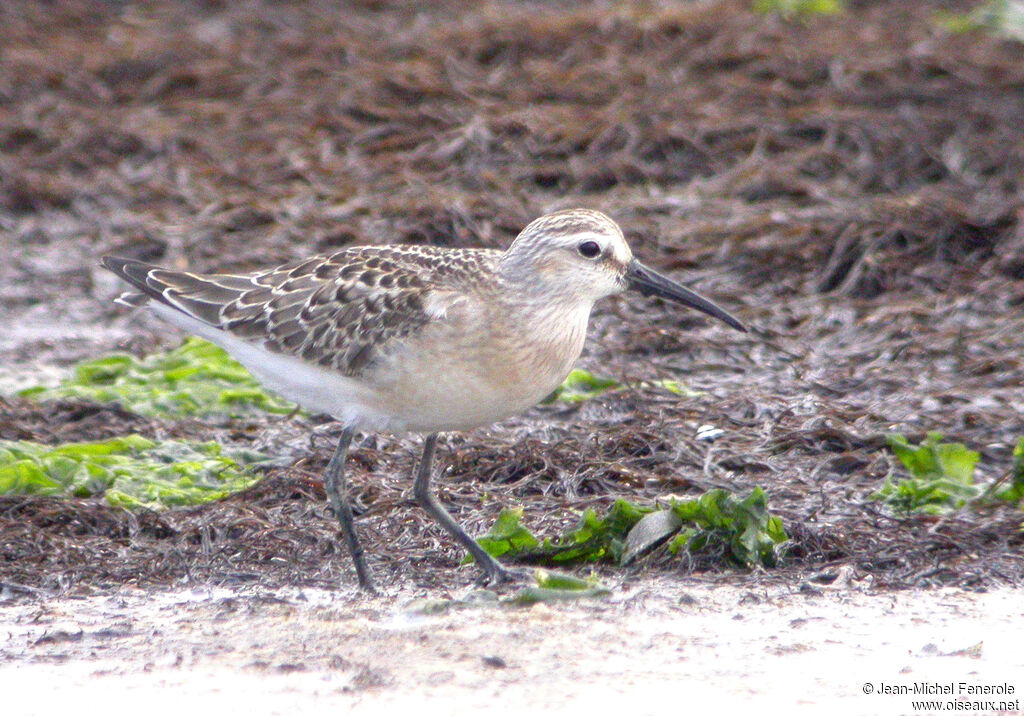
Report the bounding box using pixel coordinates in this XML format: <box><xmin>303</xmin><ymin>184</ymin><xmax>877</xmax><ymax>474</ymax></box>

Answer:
<box><xmin>366</xmin><ymin>294</ymin><xmax>592</xmax><ymax>433</ymax></box>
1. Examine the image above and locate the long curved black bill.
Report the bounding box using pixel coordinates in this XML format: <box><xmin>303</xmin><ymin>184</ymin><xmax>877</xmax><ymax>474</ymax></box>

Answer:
<box><xmin>626</xmin><ymin>259</ymin><xmax>747</xmax><ymax>332</ymax></box>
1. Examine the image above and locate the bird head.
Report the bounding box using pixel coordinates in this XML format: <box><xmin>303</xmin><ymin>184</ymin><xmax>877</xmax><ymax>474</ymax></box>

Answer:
<box><xmin>502</xmin><ymin>208</ymin><xmax>746</xmax><ymax>331</ymax></box>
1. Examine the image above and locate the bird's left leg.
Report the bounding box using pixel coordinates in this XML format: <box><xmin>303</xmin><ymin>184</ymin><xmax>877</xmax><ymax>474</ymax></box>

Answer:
<box><xmin>412</xmin><ymin>434</ymin><xmax>532</xmax><ymax>585</ymax></box>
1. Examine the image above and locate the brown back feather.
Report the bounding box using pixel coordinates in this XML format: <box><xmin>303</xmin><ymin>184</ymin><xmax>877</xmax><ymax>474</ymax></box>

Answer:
<box><xmin>101</xmin><ymin>246</ymin><xmax>501</xmax><ymax>376</ymax></box>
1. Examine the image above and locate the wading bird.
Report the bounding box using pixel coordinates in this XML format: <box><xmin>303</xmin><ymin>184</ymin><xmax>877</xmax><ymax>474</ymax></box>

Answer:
<box><xmin>102</xmin><ymin>209</ymin><xmax>746</xmax><ymax>592</ymax></box>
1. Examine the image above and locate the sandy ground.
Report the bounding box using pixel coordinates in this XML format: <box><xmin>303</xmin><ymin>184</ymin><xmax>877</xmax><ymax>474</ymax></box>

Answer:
<box><xmin>2</xmin><ymin>581</ymin><xmax>1022</xmax><ymax>715</ymax></box>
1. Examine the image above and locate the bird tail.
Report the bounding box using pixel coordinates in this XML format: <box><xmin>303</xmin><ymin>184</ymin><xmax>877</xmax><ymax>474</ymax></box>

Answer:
<box><xmin>99</xmin><ymin>256</ymin><xmax>252</xmax><ymax>328</ymax></box>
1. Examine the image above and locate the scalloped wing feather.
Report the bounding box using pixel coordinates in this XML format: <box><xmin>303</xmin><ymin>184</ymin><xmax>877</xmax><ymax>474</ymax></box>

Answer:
<box><xmin>101</xmin><ymin>247</ymin><xmax>501</xmax><ymax>377</ymax></box>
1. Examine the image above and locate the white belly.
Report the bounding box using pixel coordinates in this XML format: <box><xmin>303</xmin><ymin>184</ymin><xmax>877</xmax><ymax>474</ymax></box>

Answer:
<box><xmin>150</xmin><ymin>299</ymin><xmax>590</xmax><ymax>434</ymax></box>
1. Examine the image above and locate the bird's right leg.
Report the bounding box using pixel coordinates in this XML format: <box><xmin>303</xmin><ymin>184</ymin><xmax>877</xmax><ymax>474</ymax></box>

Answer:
<box><xmin>323</xmin><ymin>428</ymin><xmax>376</xmax><ymax>593</ymax></box>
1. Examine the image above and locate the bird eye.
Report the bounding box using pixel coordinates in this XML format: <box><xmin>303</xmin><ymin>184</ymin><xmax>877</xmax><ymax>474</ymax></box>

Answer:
<box><xmin>577</xmin><ymin>240</ymin><xmax>601</xmax><ymax>259</ymax></box>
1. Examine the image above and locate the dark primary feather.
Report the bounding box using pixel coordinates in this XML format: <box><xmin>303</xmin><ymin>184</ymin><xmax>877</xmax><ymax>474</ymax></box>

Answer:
<box><xmin>100</xmin><ymin>255</ymin><xmax>255</xmax><ymax>324</ymax></box>
<box><xmin>101</xmin><ymin>246</ymin><xmax>500</xmax><ymax>376</ymax></box>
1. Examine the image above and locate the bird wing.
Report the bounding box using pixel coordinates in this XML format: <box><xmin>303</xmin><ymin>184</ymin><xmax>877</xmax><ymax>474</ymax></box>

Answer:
<box><xmin>100</xmin><ymin>246</ymin><xmax>499</xmax><ymax>376</ymax></box>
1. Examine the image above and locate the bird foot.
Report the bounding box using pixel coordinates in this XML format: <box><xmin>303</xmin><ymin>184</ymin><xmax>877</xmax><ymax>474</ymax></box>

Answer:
<box><xmin>479</xmin><ymin>564</ymin><xmax>536</xmax><ymax>587</ymax></box>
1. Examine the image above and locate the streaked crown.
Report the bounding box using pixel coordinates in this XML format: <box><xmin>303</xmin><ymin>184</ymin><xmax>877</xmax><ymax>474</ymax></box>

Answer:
<box><xmin>500</xmin><ymin>209</ymin><xmax>633</xmax><ymax>303</ymax></box>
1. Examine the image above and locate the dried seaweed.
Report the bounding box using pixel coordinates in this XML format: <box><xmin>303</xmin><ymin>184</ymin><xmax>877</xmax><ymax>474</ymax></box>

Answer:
<box><xmin>1</xmin><ymin>0</ymin><xmax>1022</xmax><ymax>596</ymax></box>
